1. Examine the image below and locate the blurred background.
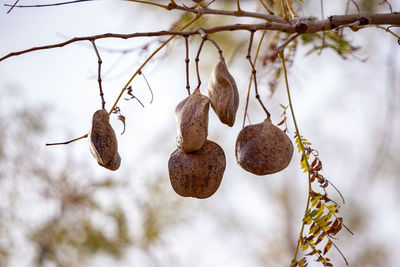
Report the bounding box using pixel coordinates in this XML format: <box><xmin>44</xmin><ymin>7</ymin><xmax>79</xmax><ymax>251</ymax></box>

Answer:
<box><xmin>0</xmin><ymin>0</ymin><xmax>399</xmax><ymax>266</ymax></box>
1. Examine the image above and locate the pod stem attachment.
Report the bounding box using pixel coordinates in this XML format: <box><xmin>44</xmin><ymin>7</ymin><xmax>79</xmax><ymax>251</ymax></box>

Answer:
<box><xmin>246</xmin><ymin>30</ymin><xmax>271</xmax><ymax>119</ymax></box>
<box><xmin>90</xmin><ymin>39</ymin><xmax>105</xmax><ymax>110</ymax></box>
<box><xmin>46</xmin><ymin>134</ymin><xmax>88</xmax><ymax>146</ymax></box>
<box><xmin>184</xmin><ymin>35</ymin><xmax>191</xmax><ymax>95</ymax></box>
<box><xmin>194</xmin><ymin>37</ymin><xmax>206</xmax><ymax>91</ymax></box>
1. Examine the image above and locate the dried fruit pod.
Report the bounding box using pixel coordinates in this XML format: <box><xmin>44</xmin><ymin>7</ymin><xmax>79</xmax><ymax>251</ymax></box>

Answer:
<box><xmin>235</xmin><ymin>118</ymin><xmax>293</xmax><ymax>175</ymax></box>
<box><xmin>89</xmin><ymin>109</ymin><xmax>121</xmax><ymax>171</ymax></box>
<box><xmin>208</xmin><ymin>57</ymin><xmax>239</xmax><ymax>127</ymax></box>
<box><xmin>168</xmin><ymin>140</ymin><xmax>226</xmax><ymax>199</ymax></box>
<box><xmin>175</xmin><ymin>88</ymin><xmax>210</xmax><ymax>153</ymax></box>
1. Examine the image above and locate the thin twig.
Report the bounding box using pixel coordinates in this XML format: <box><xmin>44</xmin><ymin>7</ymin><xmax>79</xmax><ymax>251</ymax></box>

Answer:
<box><xmin>197</xmin><ymin>28</ymin><xmax>223</xmax><ymax>57</ymax></box>
<box><xmin>285</xmin><ymin>0</ymin><xmax>297</xmax><ymax>18</ymax></box>
<box><xmin>124</xmin><ymin>86</ymin><xmax>145</xmax><ymax>107</ymax></box>
<box><xmin>258</xmin><ymin>0</ymin><xmax>274</xmax><ymax>15</ymax></box>
<box><xmin>275</xmin><ymin>33</ymin><xmax>300</xmax><ymax>53</ymax></box>
<box><xmin>280</xmin><ymin>0</ymin><xmax>288</xmax><ymax>20</ymax></box>
<box><xmin>138</xmin><ymin>70</ymin><xmax>153</xmax><ymax>104</ymax></box>
<box><xmin>325</xmin><ymin>178</ymin><xmax>345</xmax><ymax>205</ymax></box>
<box><xmin>328</xmin><ymin>235</ymin><xmax>349</xmax><ymax>265</ymax></box>
<box><xmin>246</xmin><ymin>30</ymin><xmax>271</xmax><ymax>118</ymax></box>
<box><xmin>184</xmin><ymin>35</ymin><xmax>190</xmax><ymax>95</ymax></box>
<box><xmin>46</xmin><ymin>134</ymin><xmax>88</xmax><ymax>146</ymax></box>
<box><xmin>236</xmin><ymin>0</ymin><xmax>242</xmax><ymax>13</ymax></box>
<box><xmin>361</xmin><ymin>25</ymin><xmax>400</xmax><ymax>41</ymax></box>
<box><xmin>344</xmin><ymin>0</ymin><xmax>361</xmax><ymax>37</ymax></box>
<box><xmin>193</xmin><ymin>28</ymin><xmax>225</xmax><ymax>91</ymax></box>
<box><xmin>349</xmin><ymin>0</ymin><xmax>360</xmax><ymax>14</ymax></box>
<box><xmin>108</xmin><ymin>13</ymin><xmax>202</xmax><ymax>115</ymax></box>
<box><xmin>6</xmin><ymin>0</ymin><xmax>19</xmax><ymax>13</ymax></box>
<box><xmin>4</xmin><ymin>0</ymin><xmax>95</xmax><ymax>9</ymax></box>
<box><xmin>90</xmin><ymin>39</ymin><xmax>105</xmax><ymax>109</ymax></box>
<box><xmin>123</xmin><ymin>0</ymin><xmax>169</xmax><ymax>9</ymax></box>
<box><xmin>129</xmin><ymin>0</ymin><xmax>286</xmax><ymax>23</ymax></box>
<box><xmin>195</xmin><ymin>38</ymin><xmax>206</xmax><ymax>90</ymax></box>
<box><xmin>319</xmin><ymin>0</ymin><xmax>326</xmax><ymax>55</ymax></box>
<box><xmin>243</xmin><ymin>29</ymin><xmax>267</xmax><ymax>128</ymax></box>
<box><xmin>380</xmin><ymin>0</ymin><xmax>393</xmax><ymax>13</ymax></box>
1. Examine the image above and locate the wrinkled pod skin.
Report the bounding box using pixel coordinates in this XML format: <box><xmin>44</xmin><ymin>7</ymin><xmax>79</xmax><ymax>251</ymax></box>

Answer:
<box><xmin>175</xmin><ymin>88</ymin><xmax>210</xmax><ymax>153</ymax></box>
<box><xmin>235</xmin><ymin>118</ymin><xmax>293</xmax><ymax>175</ymax></box>
<box><xmin>168</xmin><ymin>140</ymin><xmax>226</xmax><ymax>199</ymax></box>
<box><xmin>208</xmin><ymin>57</ymin><xmax>239</xmax><ymax>127</ymax></box>
<box><xmin>89</xmin><ymin>109</ymin><xmax>121</xmax><ymax>171</ymax></box>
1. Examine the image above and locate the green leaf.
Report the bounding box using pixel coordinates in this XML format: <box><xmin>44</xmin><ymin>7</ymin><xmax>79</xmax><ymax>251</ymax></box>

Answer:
<box><xmin>327</xmin><ymin>204</ymin><xmax>338</xmax><ymax>213</ymax></box>
<box><xmin>301</xmin><ymin>242</ymin><xmax>309</xmax><ymax>251</ymax></box>
<box><xmin>309</xmin><ymin>209</ymin><xmax>318</xmax><ymax>218</ymax></box>
<box><xmin>316</xmin><ymin>204</ymin><xmax>325</xmax><ymax>217</ymax></box>
<box><xmin>298</xmin><ymin>257</ymin><xmax>307</xmax><ymax>267</ymax></box>
<box><xmin>311</xmin><ymin>196</ymin><xmax>321</xmax><ymax>208</ymax></box>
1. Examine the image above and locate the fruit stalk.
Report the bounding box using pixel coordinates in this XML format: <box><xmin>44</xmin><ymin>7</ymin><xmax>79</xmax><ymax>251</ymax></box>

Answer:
<box><xmin>278</xmin><ymin>51</ymin><xmax>312</xmax><ymax>262</ymax></box>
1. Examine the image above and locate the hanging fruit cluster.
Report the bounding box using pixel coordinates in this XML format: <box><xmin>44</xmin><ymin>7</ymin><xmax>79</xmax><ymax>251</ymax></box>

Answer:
<box><xmin>168</xmin><ymin>50</ymin><xmax>294</xmax><ymax>198</ymax></box>
<box><xmin>46</xmin><ymin>34</ymin><xmax>294</xmax><ymax>199</ymax></box>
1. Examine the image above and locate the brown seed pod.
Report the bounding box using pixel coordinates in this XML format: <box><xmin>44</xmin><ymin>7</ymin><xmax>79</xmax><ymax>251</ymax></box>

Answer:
<box><xmin>208</xmin><ymin>57</ymin><xmax>239</xmax><ymax>127</ymax></box>
<box><xmin>175</xmin><ymin>88</ymin><xmax>210</xmax><ymax>153</ymax></box>
<box><xmin>235</xmin><ymin>118</ymin><xmax>293</xmax><ymax>175</ymax></box>
<box><xmin>89</xmin><ymin>109</ymin><xmax>121</xmax><ymax>171</ymax></box>
<box><xmin>168</xmin><ymin>140</ymin><xmax>226</xmax><ymax>199</ymax></box>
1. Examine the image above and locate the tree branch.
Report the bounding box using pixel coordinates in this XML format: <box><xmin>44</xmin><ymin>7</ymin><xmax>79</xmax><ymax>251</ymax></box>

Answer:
<box><xmin>135</xmin><ymin>0</ymin><xmax>287</xmax><ymax>23</ymax></box>
<box><xmin>4</xmin><ymin>0</ymin><xmax>95</xmax><ymax>9</ymax></box>
<box><xmin>1</xmin><ymin>12</ymin><xmax>399</xmax><ymax>62</ymax></box>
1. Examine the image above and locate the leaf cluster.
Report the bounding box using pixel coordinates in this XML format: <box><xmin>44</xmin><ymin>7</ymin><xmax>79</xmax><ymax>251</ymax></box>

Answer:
<box><xmin>301</xmin><ymin>31</ymin><xmax>360</xmax><ymax>59</ymax></box>
<box><xmin>292</xmin><ymin>135</ymin><xmax>353</xmax><ymax>267</ymax></box>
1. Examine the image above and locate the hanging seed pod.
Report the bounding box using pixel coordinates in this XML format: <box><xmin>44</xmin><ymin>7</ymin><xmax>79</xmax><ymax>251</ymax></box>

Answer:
<box><xmin>168</xmin><ymin>140</ymin><xmax>226</xmax><ymax>199</ymax></box>
<box><xmin>235</xmin><ymin>118</ymin><xmax>293</xmax><ymax>175</ymax></box>
<box><xmin>175</xmin><ymin>88</ymin><xmax>210</xmax><ymax>153</ymax></box>
<box><xmin>208</xmin><ymin>57</ymin><xmax>239</xmax><ymax>127</ymax></box>
<box><xmin>89</xmin><ymin>109</ymin><xmax>121</xmax><ymax>171</ymax></box>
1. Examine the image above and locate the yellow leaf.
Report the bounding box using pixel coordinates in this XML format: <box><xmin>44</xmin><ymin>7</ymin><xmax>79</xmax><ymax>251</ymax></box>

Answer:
<box><xmin>323</xmin><ymin>239</ymin><xmax>333</xmax><ymax>255</ymax></box>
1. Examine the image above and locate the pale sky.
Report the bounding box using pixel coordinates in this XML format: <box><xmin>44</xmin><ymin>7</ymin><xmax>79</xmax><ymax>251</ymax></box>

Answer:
<box><xmin>1</xmin><ymin>1</ymin><xmax>400</xmax><ymax>266</ymax></box>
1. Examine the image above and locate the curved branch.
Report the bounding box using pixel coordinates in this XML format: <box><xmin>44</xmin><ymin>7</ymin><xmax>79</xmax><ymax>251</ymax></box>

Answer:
<box><xmin>4</xmin><ymin>0</ymin><xmax>96</xmax><ymax>9</ymax></box>
<box><xmin>1</xmin><ymin>12</ymin><xmax>399</xmax><ymax>62</ymax></box>
<box><xmin>168</xmin><ymin>3</ymin><xmax>286</xmax><ymax>23</ymax></box>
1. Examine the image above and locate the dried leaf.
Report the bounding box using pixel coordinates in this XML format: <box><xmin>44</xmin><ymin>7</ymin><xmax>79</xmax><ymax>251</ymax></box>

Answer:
<box><xmin>298</xmin><ymin>257</ymin><xmax>307</xmax><ymax>267</ymax></box>
<box><xmin>125</xmin><ymin>86</ymin><xmax>145</xmax><ymax>107</ymax></box>
<box><xmin>315</xmin><ymin>160</ymin><xmax>323</xmax><ymax>171</ymax></box>
<box><xmin>306</xmin><ymin>250</ymin><xmax>317</xmax><ymax>256</ymax></box>
<box><xmin>277</xmin><ymin>118</ymin><xmax>286</xmax><ymax>126</ymax></box>
<box><xmin>311</xmin><ymin>172</ymin><xmax>317</xmax><ymax>183</ymax></box>
<box><xmin>315</xmin><ymin>232</ymin><xmax>326</xmax><ymax>245</ymax></box>
<box><xmin>311</xmin><ymin>158</ymin><xmax>319</xmax><ymax>168</ymax></box>
<box><xmin>118</xmin><ymin>115</ymin><xmax>126</xmax><ymax>135</ymax></box>
<box><xmin>327</xmin><ymin>204</ymin><xmax>338</xmax><ymax>213</ymax></box>
<box><xmin>323</xmin><ymin>239</ymin><xmax>333</xmax><ymax>255</ymax></box>
<box><xmin>310</xmin><ymin>223</ymin><xmax>319</xmax><ymax>235</ymax></box>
